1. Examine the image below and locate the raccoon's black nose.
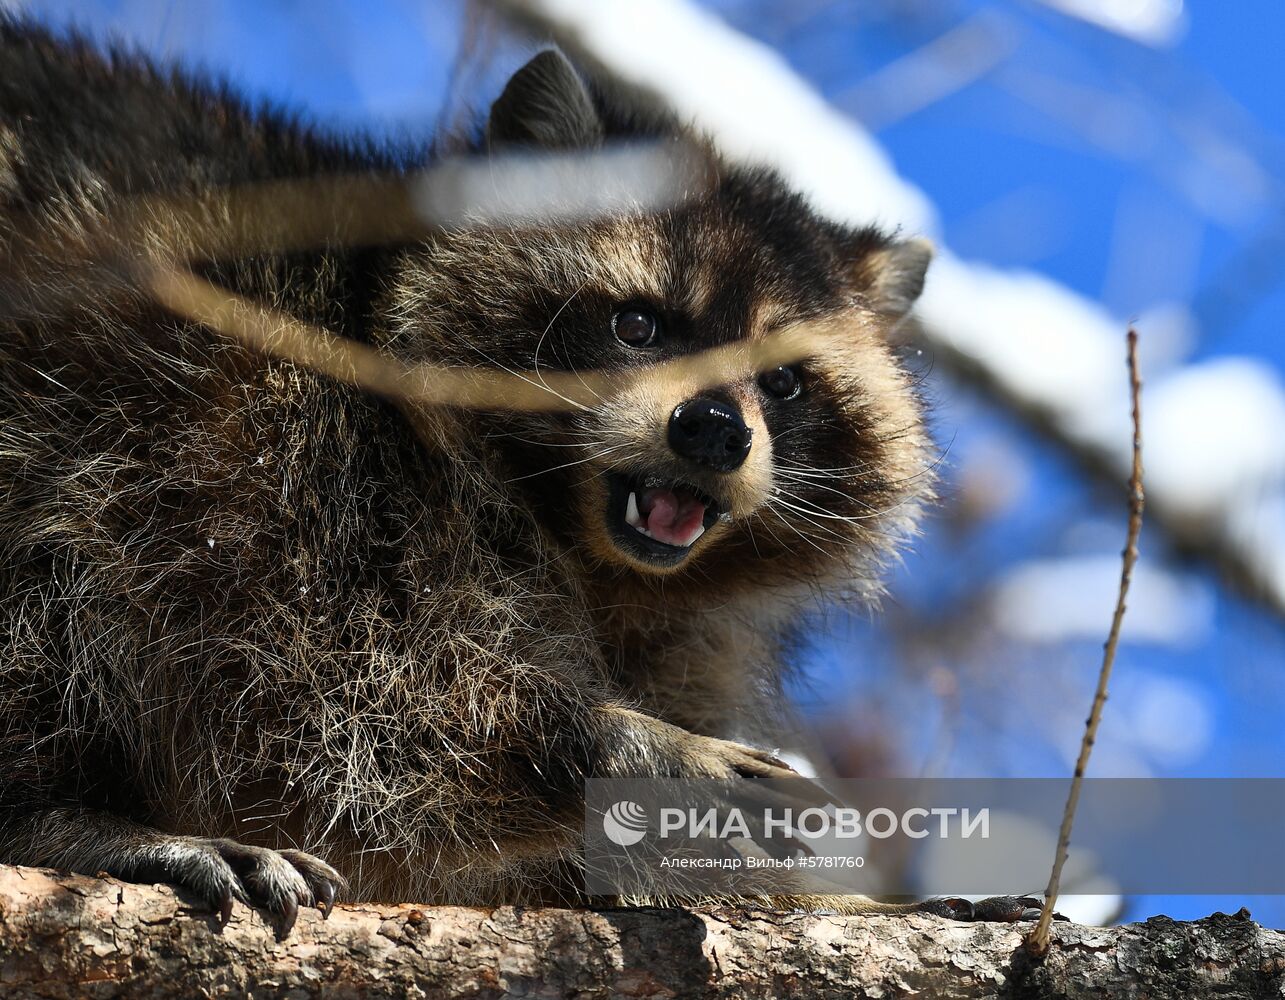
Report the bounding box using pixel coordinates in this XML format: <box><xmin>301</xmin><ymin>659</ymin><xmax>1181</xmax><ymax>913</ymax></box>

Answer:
<box><xmin>668</xmin><ymin>398</ymin><xmax>752</xmax><ymax>472</ymax></box>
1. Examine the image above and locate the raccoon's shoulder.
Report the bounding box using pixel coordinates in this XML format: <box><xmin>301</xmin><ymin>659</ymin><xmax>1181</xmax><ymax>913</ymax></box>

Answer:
<box><xmin>0</xmin><ymin>16</ymin><xmax>403</xmax><ymax>204</ymax></box>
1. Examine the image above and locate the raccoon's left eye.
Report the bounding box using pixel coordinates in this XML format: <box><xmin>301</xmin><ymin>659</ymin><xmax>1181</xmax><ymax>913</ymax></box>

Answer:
<box><xmin>759</xmin><ymin>366</ymin><xmax>802</xmax><ymax>400</ymax></box>
<box><xmin>613</xmin><ymin>308</ymin><xmax>659</xmax><ymax>348</ymax></box>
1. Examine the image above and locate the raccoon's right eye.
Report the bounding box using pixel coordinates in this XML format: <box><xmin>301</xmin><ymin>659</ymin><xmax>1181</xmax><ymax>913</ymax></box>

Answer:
<box><xmin>613</xmin><ymin>308</ymin><xmax>659</xmax><ymax>348</ymax></box>
<box><xmin>759</xmin><ymin>365</ymin><xmax>802</xmax><ymax>400</ymax></box>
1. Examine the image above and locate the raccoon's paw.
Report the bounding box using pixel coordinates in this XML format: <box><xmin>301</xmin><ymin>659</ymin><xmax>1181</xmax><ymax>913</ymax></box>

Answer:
<box><xmin>608</xmin><ymin>708</ymin><xmax>812</xmax><ymax>787</ymax></box>
<box><xmin>918</xmin><ymin>895</ymin><xmax>1067</xmax><ymax>923</ymax></box>
<box><xmin>157</xmin><ymin>837</ymin><xmax>346</xmax><ymax>937</ymax></box>
<box><xmin>676</xmin><ymin>733</ymin><xmax>833</xmax><ymax>858</ymax></box>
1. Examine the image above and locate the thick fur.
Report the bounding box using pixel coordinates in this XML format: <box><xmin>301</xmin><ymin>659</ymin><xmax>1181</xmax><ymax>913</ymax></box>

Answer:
<box><xmin>0</xmin><ymin>26</ymin><xmax>951</xmax><ymax>918</ymax></box>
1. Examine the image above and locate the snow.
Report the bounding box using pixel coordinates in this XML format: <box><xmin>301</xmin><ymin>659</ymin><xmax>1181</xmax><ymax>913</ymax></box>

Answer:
<box><xmin>991</xmin><ymin>556</ymin><xmax>1214</xmax><ymax>646</ymax></box>
<box><xmin>416</xmin><ymin>141</ymin><xmax>709</xmax><ymax>226</ymax></box>
<box><xmin>1033</xmin><ymin>0</ymin><xmax>1187</xmax><ymax>47</ymax></box>
<box><xmin>1142</xmin><ymin>359</ymin><xmax>1285</xmax><ymax>517</ymax></box>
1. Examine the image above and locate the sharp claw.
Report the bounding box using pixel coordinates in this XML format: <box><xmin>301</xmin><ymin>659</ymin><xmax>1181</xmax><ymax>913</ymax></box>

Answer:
<box><xmin>276</xmin><ymin>895</ymin><xmax>299</xmax><ymax>939</ymax></box>
<box><xmin>218</xmin><ymin>889</ymin><xmax>234</xmax><ymax>926</ymax></box>
<box><xmin>920</xmin><ymin>897</ymin><xmax>975</xmax><ymax>920</ymax></box>
<box><xmin>947</xmin><ymin>897</ymin><xmax>975</xmax><ymax>921</ymax></box>
<box><xmin>231</xmin><ymin>883</ymin><xmax>252</xmax><ymax>907</ymax></box>
<box><xmin>317</xmin><ymin>881</ymin><xmax>336</xmax><ymax>919</ymax></box>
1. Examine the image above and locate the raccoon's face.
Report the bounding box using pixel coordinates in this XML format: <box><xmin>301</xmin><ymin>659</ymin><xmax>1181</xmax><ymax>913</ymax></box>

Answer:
<box><xmin>391</xmin><ymin>52</ymin><xmax>933</xmax><ymax>594</ymax></box>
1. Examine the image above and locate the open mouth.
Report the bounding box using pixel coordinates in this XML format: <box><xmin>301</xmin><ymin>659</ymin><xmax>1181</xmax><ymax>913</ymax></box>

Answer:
<box><xmin>605</xmin><ymin>472</ymin><xmax>724</xmax><ymax>566</ymax></box>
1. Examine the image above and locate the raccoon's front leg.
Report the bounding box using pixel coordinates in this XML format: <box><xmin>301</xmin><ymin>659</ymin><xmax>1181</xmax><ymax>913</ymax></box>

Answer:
<box><xmin>596</xmin><ymin>709</ymin><xmax>1049</xmax><ymax>924</ymax></box>
<box><xmin>595</xmin><ymin>705</ymin><xmax>838</xmax><ymax>846</ymax></box>
<box><xmin>1</xmin><ymin>807</ymin><xmax>345</xmax><ymax>936</ymax></box>
<box><xmin>597</xmin><ymin>705</ymin><xmax>805</xmax><ymax>782</ymax></box>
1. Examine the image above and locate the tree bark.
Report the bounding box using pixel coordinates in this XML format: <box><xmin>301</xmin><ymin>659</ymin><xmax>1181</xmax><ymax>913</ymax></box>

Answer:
<box><xmin>0</xmin><ymin>865</ymin><xmax>1278</xmax><ymax>999</ymax></box>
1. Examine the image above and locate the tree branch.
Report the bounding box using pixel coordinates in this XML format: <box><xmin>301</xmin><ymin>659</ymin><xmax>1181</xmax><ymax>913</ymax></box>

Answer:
<box><xmin>0</xmin><ymin>865</ymin><xmax>1279</xmax><ymax>999</ymax></box>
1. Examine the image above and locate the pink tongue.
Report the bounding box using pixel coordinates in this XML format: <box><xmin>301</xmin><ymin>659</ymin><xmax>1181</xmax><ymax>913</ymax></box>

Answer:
<box><xmin>639</xmin><ymin>487</ymin><xmax>707</xmax><ymax>547</ymax></box>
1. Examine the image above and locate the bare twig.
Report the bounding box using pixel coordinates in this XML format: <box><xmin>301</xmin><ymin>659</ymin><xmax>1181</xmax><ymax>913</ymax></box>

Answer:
<box><xmin>1026</xmin><ymin>328</ymin><xmax>1145</xmax><ymax>955</ymax></box>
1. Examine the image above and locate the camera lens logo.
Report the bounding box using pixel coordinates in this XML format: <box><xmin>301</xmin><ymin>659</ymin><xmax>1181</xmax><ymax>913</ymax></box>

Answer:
<box><xmin>603</xmin><ymin>800</ymin><xmax>648</xmax><ymax>847</ymax></box>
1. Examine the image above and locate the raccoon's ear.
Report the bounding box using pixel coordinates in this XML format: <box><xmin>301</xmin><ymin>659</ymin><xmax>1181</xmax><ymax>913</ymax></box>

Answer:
<box><xmin>863</xmin><ymin>237</ymin><xmax>934</xmax><ymax>317</ymax></box>
<box><xmin>487</xmin><ymin>50</ymin><xmax>604</xmax><ymax>151</ymax></box>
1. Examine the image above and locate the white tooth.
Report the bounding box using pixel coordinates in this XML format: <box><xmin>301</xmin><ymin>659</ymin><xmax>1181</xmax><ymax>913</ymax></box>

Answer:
<box><xmin>626</xmin><ymin>491</ymin><xmax>641</xmax><ymax>527</ymax></box>
<box><xmin>688</xmin><ymin>523</ymin><xmax>706</xmax><ymax>545</ymax></box>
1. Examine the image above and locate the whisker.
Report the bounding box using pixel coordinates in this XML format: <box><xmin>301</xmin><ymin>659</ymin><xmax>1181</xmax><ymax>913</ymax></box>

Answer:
<box><xmin>485</xmin><ymin>432</ymin><xmax>611</xmax><ymax>450</ymax></box>
<box><xmin>467</xmin><ymin>342</ymin><xmax>593</xmax><ymax>414</ymax></box>
<box><xmin>773</xmin><ymin>470</ymin><xmax>877</xmax><ymax>508</ymax></box>
<box><xmin>533</xmin><ymin>280</ymin><xmax>604</xmax><ymax>406</ymax></box>
<box><xmin>505</xmin><ymin>443</ymin><xmax>633</xmax><ymax>482</ymax></box>
<box><xmin>776</xmin><ymin>461</ymin><xmax>878</xmax><ymax>477</ymax></box>
<box><xmin>568</xmin><ymin>451</ymin><xmax>642</xmax><ymax>491</ymax></box>
<box><xmin>760</xmin><ymin>503</ymin><xmax>836</xmax><ymax>553</ymax></box>
<box><xmin>773</xmin><ymin>481</ymin><xmax>888</xmax><ymax>520</ymax></box>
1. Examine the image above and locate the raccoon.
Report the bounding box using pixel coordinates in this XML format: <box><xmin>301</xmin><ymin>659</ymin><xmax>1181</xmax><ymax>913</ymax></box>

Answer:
<box><xmin>0</xmin><ymin>22</ymin><xmax>1038</xmax><ymax>932</ymax></box>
